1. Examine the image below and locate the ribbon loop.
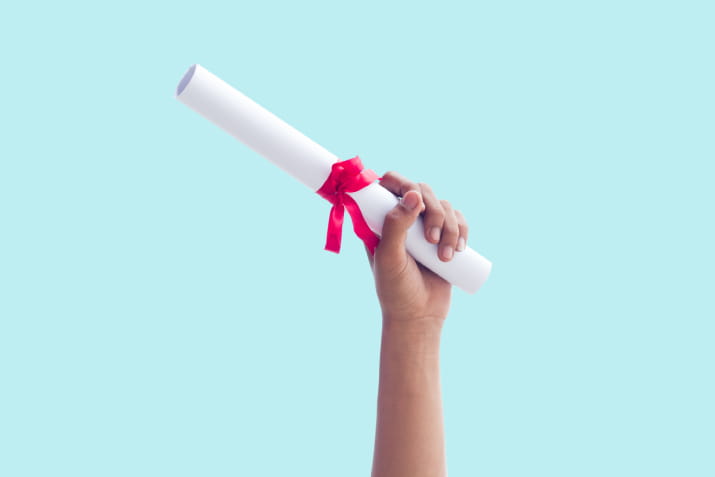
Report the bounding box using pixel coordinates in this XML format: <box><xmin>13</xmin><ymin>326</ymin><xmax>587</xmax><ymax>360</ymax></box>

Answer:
<box><xmin>316</xmin><ymin>156</ymin><xmax>380</xmax><ymax>255</ymax></box>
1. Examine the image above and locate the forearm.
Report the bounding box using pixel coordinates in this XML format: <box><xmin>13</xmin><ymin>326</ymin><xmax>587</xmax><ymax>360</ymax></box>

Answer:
<box><xmin>372</xmin><ymin>317</ymin><xmax>446</xmax><ymax>477</ymax></box>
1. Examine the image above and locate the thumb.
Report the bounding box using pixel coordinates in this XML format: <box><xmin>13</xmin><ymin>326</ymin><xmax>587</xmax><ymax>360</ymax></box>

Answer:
<box><xmin>377</xmin><ymin>190</ymin><xmax>423</xmax><ymax>260</ymax></box>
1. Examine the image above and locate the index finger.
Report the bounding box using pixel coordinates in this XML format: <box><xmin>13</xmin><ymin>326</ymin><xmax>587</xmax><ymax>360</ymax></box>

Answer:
<box><xmin>379</xmin><ymin>171</ymin><xmax>425</xmax><ymax>212</ymax></box>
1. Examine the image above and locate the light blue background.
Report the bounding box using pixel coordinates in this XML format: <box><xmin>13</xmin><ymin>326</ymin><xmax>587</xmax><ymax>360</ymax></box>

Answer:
<box><xmin>1</xmin><ymin>1</ymin><xmax>713</xmax><ymax>475</ymax></box>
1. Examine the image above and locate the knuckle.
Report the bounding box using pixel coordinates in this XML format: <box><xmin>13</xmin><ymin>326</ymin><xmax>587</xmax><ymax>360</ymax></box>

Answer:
<box><xmin>454</xmin><ymin>210</ymin><xmax>469</xmax><ymax>235</ymax></box>
<box><xmin>439</xmin><ymin>199</ymin><xmax>452</xmax><ymax>210</ymax></box>
<box><xmin>426</xmin><ymin>209</ymin><xmax>445</xmax><ymax>224</ymax></box>
<box><xmin>385</xmin><ymin>208</ymin><xmax>403</xmax><ymax>223</ymax></box>
<box><xmin>404</xmin><ymin>181</ymin><xmax>419</xmax><ymax>192</ymax></box>
<box><xmin>443</xmin><ymin>222</ymin><xmax>460</xmax><ymax>239</ymax></box>
<box><xmin>417</xmin><ymin>182</ymin><xmax>432</xmax><ymax>192</ymax></box>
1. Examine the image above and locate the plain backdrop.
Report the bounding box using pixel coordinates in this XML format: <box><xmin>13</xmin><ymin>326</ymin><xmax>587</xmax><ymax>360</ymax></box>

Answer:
<box><xmin>1</xmin><ymin>1</ymin><xmax>713</xmax><ymax>476</ymax></box>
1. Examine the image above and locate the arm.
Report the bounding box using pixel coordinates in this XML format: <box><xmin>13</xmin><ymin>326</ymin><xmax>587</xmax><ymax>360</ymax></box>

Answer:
<box><xmin>367</xmin><ymin>172</ymin><xmax>469</xmax><ymax>477</ymax></box>
<box><xmin>373</xmin><ymin>318</ymin><xmax>445</xmax><ymax>477</ymax></box>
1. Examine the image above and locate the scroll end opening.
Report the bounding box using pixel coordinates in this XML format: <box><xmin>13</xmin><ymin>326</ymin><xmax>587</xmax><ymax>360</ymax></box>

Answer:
<box><xmin>176</xmin><ymin>64</ymin><xmax>197</xmax><ymax>97</ymax></box>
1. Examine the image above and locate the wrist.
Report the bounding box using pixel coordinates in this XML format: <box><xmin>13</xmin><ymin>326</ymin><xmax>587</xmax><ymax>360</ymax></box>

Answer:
<box><xmin>378</xmin><ymin>315</ymin><xmax>443</xmax><ymax>397</ymax></box>
<box><xmin>382</xmin><ymin>313</ymin><xmax>446</xmax><ymax>332</ymax></box>
<box><xmin>381</xmin><ymin>316</ymin><xmax>443</xmax><ymax>352</ymax></box>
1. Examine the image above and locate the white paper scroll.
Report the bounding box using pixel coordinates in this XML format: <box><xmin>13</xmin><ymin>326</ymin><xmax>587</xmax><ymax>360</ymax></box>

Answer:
<box><xmin>175</xmin><ymin>64</ymin><xmax>492</xmax><ymax>293</ymax></box>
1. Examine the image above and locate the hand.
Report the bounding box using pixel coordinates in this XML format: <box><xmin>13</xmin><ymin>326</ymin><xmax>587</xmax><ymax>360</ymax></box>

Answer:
<box><xmin>366</xmin><ymin>172</ymin><xmax>470</xmax><ymax>324</ymax></box>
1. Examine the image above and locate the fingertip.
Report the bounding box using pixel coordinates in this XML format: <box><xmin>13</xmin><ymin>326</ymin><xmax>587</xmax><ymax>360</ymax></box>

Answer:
<box><xmin>400</xmin><ymin>190</ymin><xmax>422</xmax><ymax>211</ymax></box>
<box><xmin>406</xmin><ymin>189</ymin><xmax>421</xmax><ymax>199</ymax></box>
<box><xmin>457</xmin><ymin>236</ymin><xmax>466</xmax><ymax>252</ymax></box>
<box><xmin>427</xmin><ymin>227</ymin><xmax>441</xmax><ymax>243</ymax></box>
<box><xmin>440</xmin><ymin>245</ymin><xmax>454</xmax><ymax>262</ymax></box>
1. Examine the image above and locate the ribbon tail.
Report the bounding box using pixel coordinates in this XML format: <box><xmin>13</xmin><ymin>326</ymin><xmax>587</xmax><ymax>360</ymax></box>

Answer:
<box><xmin>344</xmin><ymin>196</ymin><xmax>380</xmax><ymax>256</ymax></box>
<box><xmin>324</xmin><ymin>203</ymin><xmax>345</xmax><ymax>253</ymax></box>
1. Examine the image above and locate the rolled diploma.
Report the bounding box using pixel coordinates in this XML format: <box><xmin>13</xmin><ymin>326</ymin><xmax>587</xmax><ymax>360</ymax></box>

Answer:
<box><xmin>175</xmin><ymin>64</ymin><xmax>492</xmax><ymax>294</ymax></box>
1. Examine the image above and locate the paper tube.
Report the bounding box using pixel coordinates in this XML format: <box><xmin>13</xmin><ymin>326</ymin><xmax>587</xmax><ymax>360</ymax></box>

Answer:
<box><xmin>175</xmin><ymin>64</ymin><xmax>492</xmax><ymax>293</ymax></box>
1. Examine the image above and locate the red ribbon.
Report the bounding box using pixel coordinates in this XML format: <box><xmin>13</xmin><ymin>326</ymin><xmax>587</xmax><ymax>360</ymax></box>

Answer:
<box><xmin>316</xmin><ymin>156</ymin><xmax>380</xmax><ymax>255</ymax></box>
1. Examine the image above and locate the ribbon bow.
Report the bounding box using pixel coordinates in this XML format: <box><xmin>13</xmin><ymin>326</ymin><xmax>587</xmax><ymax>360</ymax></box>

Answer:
<box><xmin>316</xmin><ymin>156</ymin><xmax>380</xmax><ymax>255</ymax></box>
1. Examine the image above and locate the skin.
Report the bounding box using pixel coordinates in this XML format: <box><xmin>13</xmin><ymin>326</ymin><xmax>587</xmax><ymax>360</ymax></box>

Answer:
<box><xmin>367</xmin><ymin>171</ymin><xmax>469</xmax><ymax>477</ymax></box>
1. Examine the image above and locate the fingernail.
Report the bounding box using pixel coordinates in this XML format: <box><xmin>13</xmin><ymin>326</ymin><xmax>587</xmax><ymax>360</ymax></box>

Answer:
<box><xmin>442</xmin><ymin>246</ymin><xmax>454</xmax><ymax>260</ymax></box>
<box><xmin>401</xmin><ymin>192</ymin><xmax>419</xmax><ymax>210</ymax></box>
<box><xmin>429</xmin><ymin>227</ymin><xmax>441</xmax><ymax>242</ymax></box>
<box><xmin>457</xmin><ymin>237</ymin><xmax>466</xmax><ymax>252</ymax></box>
